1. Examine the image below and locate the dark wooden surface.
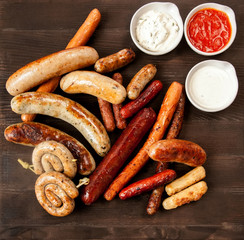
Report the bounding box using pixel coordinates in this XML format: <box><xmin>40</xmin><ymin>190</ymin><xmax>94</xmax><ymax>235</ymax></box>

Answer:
<box><xmin>0</xmin><ymin>0</ymin><xmax>244</xmax><ymax>239</ymax></box>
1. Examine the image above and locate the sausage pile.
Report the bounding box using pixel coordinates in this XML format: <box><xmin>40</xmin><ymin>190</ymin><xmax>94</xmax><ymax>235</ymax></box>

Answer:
<box><xmin>4</xmin><ymin>8</ymin><xmax>208</xmax><ymax>217</ymax></box>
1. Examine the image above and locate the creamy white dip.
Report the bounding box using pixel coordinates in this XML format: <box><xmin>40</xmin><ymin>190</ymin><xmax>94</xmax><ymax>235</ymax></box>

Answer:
<box><xmin>189</xmin><ymin>66</ymin><xmax>233</xmax><ymax>110</ymax></box>
<box><xmin>136</xmin><ymin>10</ymin><xmax>179</xmax><ymax>52</ymax></box>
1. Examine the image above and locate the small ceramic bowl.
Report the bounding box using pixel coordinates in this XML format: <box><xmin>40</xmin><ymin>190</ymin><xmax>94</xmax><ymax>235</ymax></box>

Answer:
<box><xmin>185</xmin><ymin>60</ymin><xmax>238</xmax><ymax>112</ymax></box>
<box><xmin>184</xmin><ymin>3</ymin><xmax>237</xmax><ymax>56</ymax></box>
<box><xmin>130</xmin><ymin>2</ymin><xmax>183</xmax><ymax>55</ymax></box>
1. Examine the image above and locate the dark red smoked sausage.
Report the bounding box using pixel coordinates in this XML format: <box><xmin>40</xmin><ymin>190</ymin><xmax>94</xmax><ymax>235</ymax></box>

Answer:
<box><xmin>80</xmin><ymin>107</ymin><xmax>156</xmax><ymax>205</ymax></box>
<box><xmin>120</xmin><ymin>80</ymin><xmax>163</xmax><ymax>119</ymax></box>
<box><xmin>119</xmin><ymin>169</ymin><xmax>176</xmax><ymax>200</ymax></box>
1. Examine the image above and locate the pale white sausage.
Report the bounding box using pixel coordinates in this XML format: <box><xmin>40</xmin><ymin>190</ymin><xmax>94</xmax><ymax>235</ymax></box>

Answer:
<box><xmin>11</xmin><ymin>92</ymin><xmax>110</xmax><ymax>157</ymax></box>
<box><xmin>6</xmin><ymin>46</ymin><xmax>99</xmax><ymax>96</ymax></box>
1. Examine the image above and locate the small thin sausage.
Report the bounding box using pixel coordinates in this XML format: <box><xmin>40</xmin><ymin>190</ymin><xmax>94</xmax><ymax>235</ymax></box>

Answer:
<box><xmin>163</xmin><ymin>181</ymin><xmax>208</xmax><ymax>210</ymax></box>
<box><xmin>112</xmin><ymin>73</ymin><xmax>127</xmax><ymax>129</ymax></box>
<box><xmin>60</xmin><ymin>71</ymin><xmax>126</xmax><ymax>104</ymax></box>
<box><xmin>11</xmin><ymin>92</ymin><xmax>110</xmax><ymax>157</ymax></box>
<box><xmin>165</xmin><ymin>166</ymin><xmax>206</xmax><ymax>196</ymax></box>
<box><xmin>146</xmin><ymin>162</ymin><xmax>168</xmax><ymax>215</ymax></box>
<box><xmin>94</xmin><ymin>48</ymin><xmax>135</xmax><ymax>73</ymax></box>
<box><xmin>35</xmin><ymin>171</ymin><xmax>79</xmax><ymax>217</ymax></box>
<box><xmin>81</xmin><ymin>108</ymin><xmax>156</xmax><ymax>205</ymax></box>
<box><xmin>120</xmin><ymin>80</ymin><xmax>163</xmax><ymax>119</ymax></box>
<box><xmin>32</xmin><ymin>141</ymin><xmax>77</xmax><ymax>178</ymax></box>
<box><xmin>148</xmin><ymin>139</ymin><xmax>207</xmax><ymax>167</ymax></box>
<box><xmin>6</xmin><ymin>46</ymin><xmax>99</xmax><ymax>96</ymax></box>
<box><xmin>97</xmin><ymin>98</ymin><xmax>116</xmax><ymax>132</ymax></box>
<box><xmin>119</xmin><ymin>169</ymin><xmax>176</xmax><ymax>200</ymax></box>
<box><xmin>103</xmin><ymin>82</ymin><xmax>183</xmax><ymax>200</ymax></box>
<box><xmin>166</xmin><ymin>89</ymin><xmax>186</xmax><ymax>139</ymax></box>
<box><xmin>127</xmin><ymin>64</ymin><xmax>157</xmax><ymax>100</ymax></box>
<box><xmin>4</xmin><ymin>122</ymin><xmax>95</xmax><ymax>175</ymax></box>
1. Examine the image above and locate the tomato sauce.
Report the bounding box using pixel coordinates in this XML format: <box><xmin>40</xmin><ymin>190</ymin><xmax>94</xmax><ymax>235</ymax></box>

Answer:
<box><xmin>187</xmin><ymin>8</ymin><xmax>232</xmax><ymax>53</ymax></box>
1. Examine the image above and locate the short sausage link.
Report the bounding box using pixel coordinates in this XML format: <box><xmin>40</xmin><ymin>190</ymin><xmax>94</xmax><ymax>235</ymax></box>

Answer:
<box><xmin>127</xmin><ymin>64</ymin><xmax>157</xmax><ymax>100</ymax></box>
<box><xmin>94</xmin><ymin>48</ymin><xmax>135</xmax><ymax>73</ymax></box>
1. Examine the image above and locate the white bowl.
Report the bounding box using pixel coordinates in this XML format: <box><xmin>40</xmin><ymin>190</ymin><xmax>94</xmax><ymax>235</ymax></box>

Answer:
<box><xmin>185</xmin><ymin>60</ymin><xmax>238</xmax><ymax>112</ymax></box>
<box><xmin>130</xmin><ymin>2</ymin><xmax>183</xmax><ymax>55</ymax></box>
<box><xmin>184</xmin><ymin>3</ymin><xmax>237</xmax><ymax>56</ymax></box>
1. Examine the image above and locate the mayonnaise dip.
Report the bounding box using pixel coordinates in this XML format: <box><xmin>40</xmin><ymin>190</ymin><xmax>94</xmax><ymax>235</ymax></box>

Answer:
<box><xmin>136</xmin><ymin>10</ymin><xmax>180</xmax><ymax>52</ymax></box>
<box><xmin>188</xmin><ymin>66</ymin><xmax>234</xmax><ymax>110</ymax></box>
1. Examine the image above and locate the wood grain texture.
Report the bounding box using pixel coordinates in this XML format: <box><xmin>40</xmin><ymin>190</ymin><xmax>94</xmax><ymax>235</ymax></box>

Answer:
<box><xmin>0</xmin><ymin>0</ymin><xmax>244</xmax><ymax>239</ymax></box>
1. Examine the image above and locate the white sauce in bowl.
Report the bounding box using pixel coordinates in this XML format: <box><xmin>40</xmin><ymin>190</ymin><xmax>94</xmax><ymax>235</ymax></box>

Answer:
<box><xmin>136</xmin><ymin>10</ymin><xmax>179</xmax><ymax>52</ymax></box>
<box><xmin>186</xmin><ymin>60</ymin><xmax>238</xmax><ymax>112</ymax></box>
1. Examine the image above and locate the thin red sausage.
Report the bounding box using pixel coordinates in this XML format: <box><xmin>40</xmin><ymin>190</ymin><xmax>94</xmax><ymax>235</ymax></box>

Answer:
<box><xmin>119</xmin><ymin>169</ymin><xmax>176</xmax><ymax>200</ymax></box>
<box><xmin>112</xmin><ymin>73</ymin><xmax>127</xmax><ymax>129</ymax></box>
<box><xmin>97</xmin><ymin>98</ymin><xmax>116</xmax><ymax>132</ymax></box>
<box><xmin>120</xmin><ymin>80</ymin><xmax>163</xmax><ymax>119</ymax></box>
<box><xmin>80</xmin><ymin>108</ymin><xmax>156</xmax><ymax>205</ymax></box>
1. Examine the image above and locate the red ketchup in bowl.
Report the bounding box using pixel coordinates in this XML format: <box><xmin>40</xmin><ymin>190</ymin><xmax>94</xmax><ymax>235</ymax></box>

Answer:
<box><xmin>187</xmin><ymin>8</ymin><xmax>232</xmax><ymax>53</ymax></box>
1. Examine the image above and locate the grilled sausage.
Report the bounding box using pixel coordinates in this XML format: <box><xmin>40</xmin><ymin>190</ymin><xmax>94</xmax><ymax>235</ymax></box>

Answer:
<box><xmin>4</xmin><ymin>122</ymin><xmax>95</xmax><ymax>175</ymax></box>
<box><xmin>127</xmin><ymin>64</ymin><xmax>157</xmax><ymax>100</ymax></box>
<box><xmin>112</xmin><ymin>73</ymin><xmax>127</xmax><ymax>129</ymax></box>
<box><xmin>11</xmin><ymin>92</ymin><xmax>110</xmax><ymax>157</ymax></box>
<box><xmin>94</xmin><ymin>48</ymin><xmax>135</xmax><ymax>73</ymax></box>
<box><xmin>119</xmin><ymin>169</ymin><xmax>176</xmax><ymax>200</ymax></box>
<box><xmin>6</xmin><ymin>46</ymin><xmax>99</xmax><ymax>96</ymax></box>
<box><xmin>148</xmin><ymin>139</ymin><xmax>207</xmax><ymax>167</ymax></box>
<box><xmin>60</xmin><ymin>71</ymin><xmax>126</xmax><ymax>104</ymax></box>
<box><xmin>81</xmin><ymin>108</ymin><xmax>156</xmax><ymax>205</ymax></box>
<box><xmin>32</xmin><ymin>141</ymin><xmax>77</xmax><ymax>178</ymax></box>
<box><xmin>35</xmin><ymin>171</ymin><xmax>79</xmax><ymax>217</ymax></box>
<box><xmin>120</xmin><ymin>80</ymin><xmax>163</xmax><ymax>118</ymax></box>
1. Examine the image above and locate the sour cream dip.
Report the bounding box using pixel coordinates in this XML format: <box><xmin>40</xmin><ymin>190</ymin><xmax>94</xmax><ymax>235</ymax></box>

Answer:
<box><xmin>136</xmin><ymin>10</ymin><xmax>180</xmax><ymax>52</ymax></box>
<box><xmin>186</xmin><ymin>60</ymin><xmax>238</xmax><ymax>112</ymax></box>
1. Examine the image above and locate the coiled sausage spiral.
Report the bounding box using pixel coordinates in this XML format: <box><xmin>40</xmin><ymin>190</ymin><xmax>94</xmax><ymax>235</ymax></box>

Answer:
<box><xmin>35</xmin><ymin>171</ymin><xmax>79</xmax><ymax>217</ymax></box>
<box><xmin>32</xmin><ymin>141</ymin><xmax>77</xmax><ymax>178</ymax></box>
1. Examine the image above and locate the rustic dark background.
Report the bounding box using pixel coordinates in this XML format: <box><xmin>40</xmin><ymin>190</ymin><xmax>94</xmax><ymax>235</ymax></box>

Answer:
<box><xmin>0</xmin><ymin>0</ymin><xmax>243</xmax><ymax>239</ymax></box>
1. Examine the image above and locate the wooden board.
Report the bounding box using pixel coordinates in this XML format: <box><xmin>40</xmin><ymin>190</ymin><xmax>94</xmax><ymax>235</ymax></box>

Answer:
<box><xmin>0</xmin><ymin>0</ymin><xmax>243</xmax><ymax>239</ymax></box>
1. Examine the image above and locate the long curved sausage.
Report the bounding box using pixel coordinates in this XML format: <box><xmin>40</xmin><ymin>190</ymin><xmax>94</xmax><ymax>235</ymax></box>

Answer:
<box><xmin>60</xmin><ymin>71</ymin><xmax>126</xmax><ymax>104</ymax></box>
<box><xmin>148</xmin><ymin>139</ymin><xmax>207</xmax><ymax>167</ymax></box>
<box><xmin>32</xmin><ymin>141</ymin><xmax>77</xmax><ymax>178</ymax></box>
<box><xmin>11</xmin><ymin>92</ymin><xmax>110</xmax><ymax>157</ymax></box>
<box><xmin>4</xmin><ymin>122</ymin><xmax>95</xmax><ymax>175</ymax></box>
<box><xmin>81</xmin><ymin>108</ymin><xmax>156</xmax><ymax>205</ymax></box>
<box><xmin>35</xmin><ymin>171</ymin><xmax>79</xmax><ymax>217</ymax></box>
<box><xmin>6</xmin><ymin>46</ymin><xmax>99</xmax><ymax>96</ymax></box>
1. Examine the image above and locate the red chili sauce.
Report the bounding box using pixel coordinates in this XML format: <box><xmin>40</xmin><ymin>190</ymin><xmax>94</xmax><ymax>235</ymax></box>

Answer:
<box><xmin>187</xmin><ymin>8</ymin><xmax>232</xmax><ymax>53</ymax></box>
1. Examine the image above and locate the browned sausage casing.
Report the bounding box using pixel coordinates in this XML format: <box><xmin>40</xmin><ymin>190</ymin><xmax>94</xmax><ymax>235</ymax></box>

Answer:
<box><xmin>6</xmin><ymin>46</ymin><xmax>99</xmax><ymax>96</ymax></box>
<box><xmin>4</xmin><ymin>122</ymin><xmax>95</xmax><ymax>175</ymax></box>
<box><xmin>148</xmin><ymin>139</ymin><xmax>207</xmax><ymax>167</ymax></box>
<box><xmin>94</xmin><ymin>48</ymin><xmax>135</xmax><ymax>73</ymax></box>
